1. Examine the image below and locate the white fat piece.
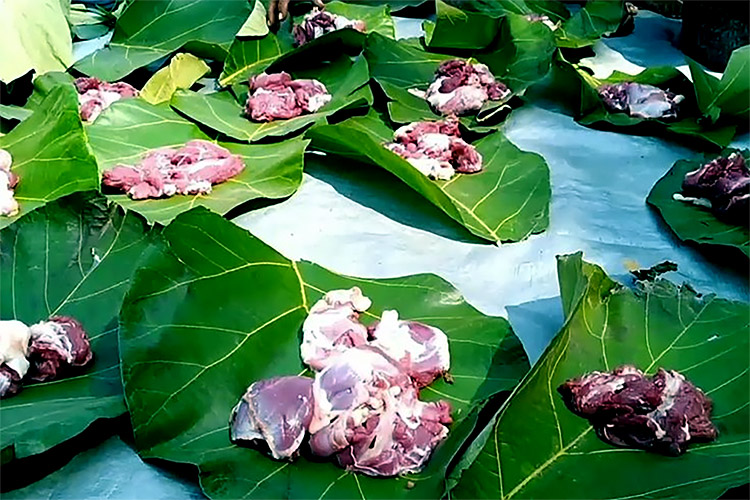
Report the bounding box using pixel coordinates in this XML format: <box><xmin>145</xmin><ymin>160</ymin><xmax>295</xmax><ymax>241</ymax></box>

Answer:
<box><xmin>406</xmin><ymin>157</ymin><xmax>455</xmax><ymax>181</ymax></box>
<box><xmin>672</xmin><ymin>192</ymin><xmax>713</xmax><ymax>208</ymax></box>
<box><xmin>29</xmin><ymin>320</ymin><xmax>75</xmax><ymax>364</ymax></box>
<box><xmin>370</xmin><ymin>310</ymin><xmax>428</xmax><ymax>361</ymax></box>
<box><xmin>307</xmin><ymin>92</ymin><xmax>332</xmax><ymax>112</ymax></box>
<box><xmin>420</xmin><ymin>133</ymin><xmax>451</xmax><ymax>151</ymax></box>
<box><xmin>0</xmin><ymin>149</ymin><xmax>19</xmax><ymax>217</ymax></box>
<box><xmin>0</xmin><ymin>320</ymin><xmax>31</xmax><ymax>377</ymax></box>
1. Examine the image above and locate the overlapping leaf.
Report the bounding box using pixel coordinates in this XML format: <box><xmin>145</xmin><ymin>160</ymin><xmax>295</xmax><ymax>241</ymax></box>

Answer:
<box><xmin>172</xmin><ymin>55</ymin><xmax>372</xmax><ymax>143</ymax></box>
<box><xmin>75</xmin><ymin>0</ymin><xmax>250</xmax><ymax>81</ymax></box>
<box><xmin>453</xmin><ymin>252</ymin><xmax>750</xmax><ymax>499</ymax></box>
<box><xmin>140</xmin><ymin>53</ymin><xmax>210</xmax><ymax>105</ymax></box>
<box><xmin>119</xmin><ymin>207</ymin><xmax>530</xmax><ymax>499</ymax></box>
<box><xmin>647</xmin><ymin>151</ymin><xmax>750</xmax><ymax>258</ymax></box>
<box><xmin>425</xmin><ymin>0</ymin><xmax>500</xmax><ymax>50</ymax></box>
<box><xmin>0</xmin><ymin>192</ymin><xmax>153</xmax><ymax>464</ymax></box>
<box><xmin>0</xmin><ymin>85</ymin><xmax>98</xmax><ymax>229</ymax></box>
<box><xmin>689</xmin><ymin>46</ymin><xmax>750</xmax><ymax>124</ymax></box>
<box><xmin>86</xmin><ymin>98</ymin><xmax>308</xmax><ymax>225</ymax></box>
<box><xmin>219</xmin><ymin>1</ymin><xmax>394</xmax><ymax>87</ymax></box>
<box><xmin>555</xmin><ymin>0</ymin><xmax>625</xmax><ymax>48</ymax></box>
<box><xmin>307</xmin><ymin>110</ymin><xmax>550</xmax><ymax>243</ymax></box>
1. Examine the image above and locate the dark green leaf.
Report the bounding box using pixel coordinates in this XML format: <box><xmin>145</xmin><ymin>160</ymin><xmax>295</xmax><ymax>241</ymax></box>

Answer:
<box><xmin>454</xmin><ymin>252</ymin><xmax>750</xmax><ymax>499</ymax></box>
<box><xmin>647</xmin><ymin>152</ymin><xmax>749</xmax><ymax>258</ymax></box>
<box><xmin>0</xmin><ymin>192</ymin><xmax>153</xmax><ymax>463</ymax></box>
<box><xmin>86</xmin><ymin>98</ymin><xmax>308</xmax><ymax>225</ymax></box>
<box><xmin>426</xmin><ymin>0</ymin><xmax>500</xmax><ymax>50</ymax></box>
<box><xmin>307</xmin><ymin>110</ymin><xmax>550</xmax><ymax>243</ymax></box>
<box><xmin>75</xmin><ymin>0</ymin><xmax>250</xmax><ymax>81</ymax></box>
<box><xmin>0</xmin><ymin>86</ymin><xmax>99</xmax><ymax>229</ymax></box>
<box><xmin>689</xmin><ymin>46</ymin><xmax>750</xmax><ymax>121</ymax></box>
<box><xmin>172</xmin><ymin>55</ymin><xmax>372</xmax><ymax>142</ymax></box>
<box><xmin>556</xmin><ymin>0</ymin><xmax>625</xmax><ymax>48</ymax></box>
<box><xmin>120</xmin><ymin>207</ymin><xmax>530</xmax><ymax>499</ymax></box>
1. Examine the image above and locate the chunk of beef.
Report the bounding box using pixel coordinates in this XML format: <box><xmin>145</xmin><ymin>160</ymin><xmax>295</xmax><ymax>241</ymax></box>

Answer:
<box><xmin>245</xmin><ymin>72</ymin><xmax>331</xmax><ymax>122</ymax></box>
<box><xmin>0</xmin><ymin>320</ymin><xmax>31</xmax><ymax>398</ymax></box>
<box><xmin>0</xmin><ymin>148</ymin><xmax>19</xmax><ymax>217</ymax></box>
<box><xmin>292</xmin><ymin>7</ymin><xmax>366</xmax><ymax>46</ymax></box>
<box><xmin>679</xmin><ymin>152</ymin><xmax>750</xmax><ymax>224</ymax></box>
<box><xmin>423</xmin><ymin>60</ymin><xmax>511</xmax><ymax>116</ymax></box>
<box><xmin>74</xmin><ymin>77</ymin><xmax>138</xmax><ymax>122</ymax></box>
<box><xmin>27</xmin><ymin>316</ymin><xmax>93</xmax><ymax>382</ymax></box>
<box><xmin>558</xmin><ymin>365</ymin><xmax>717</xmax><ymax>455</ymax></box>
<box><xmin>230</xmin><ymin>376</ymin><xmax>314</xmax><ymax>459</ymax></box>
<box><xmin>385</xmin><ymin>118</ymin><xmax>482</xmax><ymax>180</ymax></box>
<box><xmin>102</xmin><ymin>140</ymin><xmax>245</xmax><ymax>200</ymax></box>
<box><xmin>598</xmin><ymin>82</ymin><xmax>684</xmax><ymax>119</ymax></box>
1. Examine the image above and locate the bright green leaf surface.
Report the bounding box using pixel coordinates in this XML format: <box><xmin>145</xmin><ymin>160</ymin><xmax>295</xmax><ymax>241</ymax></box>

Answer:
<box><xmin>140</xmin><ymin>53</ymin><xmax>210</xmax><ymax>105</ymax></box>
<box><xmin>426</xmin><ymin>0</ymin><xmax>499</xmax><ymax>50</ymax></box>
<box><xmin>236</xmin><ymin>0</ymin><xmax>269</xmax><ymax>38</ymax></box>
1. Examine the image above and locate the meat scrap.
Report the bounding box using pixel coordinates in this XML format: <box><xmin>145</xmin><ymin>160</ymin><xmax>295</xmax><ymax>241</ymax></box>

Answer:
<box><xmin>75</xmin><ymin>77</ymin><xmax>138</xmax><ymax>122</ymax></box>
<box><xmin>598</xmin><ymin>82</ymin><xmax>684</xmax><ymax>119</ymax></box>
<box><xmin>0</xmin><ymin>148</ymin><xmax>19</xmax><ymax>217</ymax></box>
<box><xmin>419</xmin><ymin>59</ymin><xmax>512</xmax><ymax>117</ymax></box>
<box><xmin>230</xmin><ymin>287</ymin><xmax>453</xmax><ymax>477</ymax></box>
<box><xmin>525</xmin><ymin>13</ymin><xmax>559</xmax><ymax>31</ymax></box>
<box><xmin>558</xmin><ymin>365</ymin><xmax>717</xmax><ymax>455</ymax></box>
<box><xmin>0</xmin><ymin>316</ymin><xmax>94</xmax><ymax>398</ymax></box>
<box><xmin>676</xmin><ymin>151</ymin><xmax>749</xmax><ymax>224</ymax></box>
<box><xmin>385</xmin><ymin>118</ymin><xmax>482</xmax><ymax>181</ymax></box>
<box><xmin>102</xmin><ymin>140</ymin><xmax>245</xmax><ymax>200</ymax></box>
<box><xmin>292</xmin><ymin>7</ymin><xmax>366</xmax><ymax>46</ymax></box>
<box><xmin>245</xmin><ymin>72</ymin><xmax>331</xmax><ymax>122</ymax></box>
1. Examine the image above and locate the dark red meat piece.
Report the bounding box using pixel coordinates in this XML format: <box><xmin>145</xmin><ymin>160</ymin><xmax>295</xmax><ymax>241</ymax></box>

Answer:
<box><xmin>681</xmin><ymin>152</ymin><xmax>750</xmax><ymax>224</ymax></box>
<box><xmin>27</xmin><ymin>316</ymin><xmax>93</xmax><ymax>382</ymax></box>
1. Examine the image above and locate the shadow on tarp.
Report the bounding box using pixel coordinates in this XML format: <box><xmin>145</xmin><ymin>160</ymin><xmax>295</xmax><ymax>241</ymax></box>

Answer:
<box><xmin>506</xmin><ymin>296</ymin><xmax>565</xmax><ymax>366</ymax></box>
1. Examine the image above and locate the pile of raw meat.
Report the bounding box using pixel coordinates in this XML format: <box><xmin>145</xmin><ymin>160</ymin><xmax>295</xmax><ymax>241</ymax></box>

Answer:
<box><xmin>676</xmin><ymin>151</ymin><xmax>749</xmax><ymax>224</ymax></box>
<box><xmin>419</xmin><ymin>59</ymin><xmax>512</xmax><ymax>116</ymax></box>
<box><xmin>102</xmin><ymin>140</ymin><xmax>245</xmax><ymax>200</ymax></box>
<box><xmin>558</xmin><ymin>365</ymin><xmax>717</xmax><ymax>455</ymax></box>
<box><xmin>292</xmin><ymin>7</ymin><xmax>366</xmax><ymax>46</ymax></box>
<box><xmin>230</xmin><ymin>287</ymin><xmax>453</xmax><ymax>477</ymax></box>
<box><xmin>75</xmin><ymin>77</ymin><xmax>138</xmax><ymax>122</ymax></box>
<box><xmin>0</xmin><ymin>148</ymin><xmax>19</xmax><ymax>217</ymax></box>
<box><xmin>0</xmin><ymin>317</ymin><xmax>93</xmax><ymax>398</ymax></box>
<box><xmin>598</xmin><ymin>82</ymin><xmax>684</xmax><ymax>119</ymax></box>
<box><xmin>385</xmin><ymin>118</ymin><xmax>483</xmax><ymax>180</ymax></box>
<box><xmin>245</xmin><ymin>72</ymin><xmax>332</xmax><ymax>122</ymax></box>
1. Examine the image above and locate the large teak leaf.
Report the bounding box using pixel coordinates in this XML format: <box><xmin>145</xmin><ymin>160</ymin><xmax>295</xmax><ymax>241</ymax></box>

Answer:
<box><xmin>453</xmin><ymin>253</ymin><xmax>750</xmax><ymax>499</ymax></box>
<box><xmin>120</xmin><ymin>208</ymin><xmax>530</xmax><ymax>499</ymax></box>
<box><xmin>0</xmin><ymin>193</ymin><xmax>153</xmax><ymax>463</ymax></box>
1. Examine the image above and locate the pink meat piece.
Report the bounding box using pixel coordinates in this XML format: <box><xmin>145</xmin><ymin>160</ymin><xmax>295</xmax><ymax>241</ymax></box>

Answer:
<box><xmin>424</xmin><ymin>59</ymin><xmax>511</xmax><ymax>116</ymax></box>
<box><xmin>598</xmin><ymin>82</ymin><xmax>684</xmax><ymax>119</ymax></box>
<box><xmin>292</xmin><ymin>7</ymin><xmax>367</xmax><ymax>46</ymax></box>
<box><xmin>101</xmin><ymin>140</ymin><xmax>245</xmax><ymax>200</ymax></box>
<box><xmin>245</xmin><ymin>72</ymin><xmax>331</xmax><ymax>122</ymax></box>
<box><xmin>230</xmin><ymin>376</ymin><xmax>314</xmax><ymax>459</ymax></box>
<box><xmin>27</xmin><ymin>316</ymin><xmax>93</xmax><ymax>382</ymax></box>
<box><xmin>74</xmin><ymin>77</ymin><xmax>138</xmax><ymax>122</ymax></box>
<box><xmin>385</xmin><ymin>118</ymin><xmax>483</xmax><ymax>180</ymax></box>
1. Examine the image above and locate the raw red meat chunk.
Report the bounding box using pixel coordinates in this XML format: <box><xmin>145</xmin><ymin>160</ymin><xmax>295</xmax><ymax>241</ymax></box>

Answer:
<box><xmin>422</xmin><ymin>59</ymin><xmax>511</xmax><ymax>116</ymax></box>
<box><xmin>245</xmin><ymin>72</ymin><xmax>331</xmax><ymax>122</ymax></box>
<box><xmin>293</xmin><ymin>7</ymin><xmax>366</xmax><ymax>46</ymax></box>
<box><xmin>75</xmin><ymin>77</ymin><xmax>138</xmax><ymax>122</ymax></box>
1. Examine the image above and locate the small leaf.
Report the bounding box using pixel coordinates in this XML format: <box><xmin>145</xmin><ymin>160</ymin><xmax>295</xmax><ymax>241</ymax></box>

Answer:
<box><xmin>236</xmin><ymin>0</ymin><xmax>269</xmax><ymax>37</ymax></box>
<box><xmin>140</xmin><ymin>53</ymin><xmax>211</xmax><ymax>105</ymax></box>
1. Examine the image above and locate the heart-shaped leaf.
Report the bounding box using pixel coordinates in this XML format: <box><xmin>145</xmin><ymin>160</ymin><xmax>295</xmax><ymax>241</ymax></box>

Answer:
<box><xmin>86</xmin><ymin>98</ymin><xmax>308</xmax><ymax>225</ymax></box>
<box><xmin>647</xmin><ymin>151</ymin><xmax>750</xmax><ymax>258</ymax></box>
<box><xmin>219</xmin><ymin>1</ymin><xmax>394</xmax><ymax>87</ymax></box>
<box><xmin>140</xmin><ymin>53</ymin><xmax>211</xmax><ymax>105</ymax></box>
<box><xmin>119</xmin><ymin>207</ymin><xmax>530</xmax><ymax>499</ymax></box>
<box><xmin>75</xmin><ymin>0</ymin><xmax>250</xmax><ymax>81</ymax></box>
<box><xmin>0</xmin><ymin>192</ymin><xmax>153</xmax><ymax>464</ymax></box>
<box><xmin>452</xmin><ymin>252</ymin><xmax>750</xmax><ymax>499</ymax></box>
<box><xmin>307</xmin><ymin>110</ymin><xmax>550</xmax><ymax>243</ymax></box>
<box><xmin>0</xmin><ymin>85</ymin><xmax>99</xmax><ymax>229</ymax></box>
<box><xmin>171</xmin><ymin>55</ymin><xmax>372</xmax><ymax>143</ymax></box>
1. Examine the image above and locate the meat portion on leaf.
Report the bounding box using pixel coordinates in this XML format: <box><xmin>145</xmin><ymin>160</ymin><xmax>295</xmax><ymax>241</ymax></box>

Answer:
<box><xmin>0</xmin><ymin>148</ymin><xmax>19</xmax><ymax>217</ymax></box>
<box><xmin>27</xmin><ymin>316</ymin><xmax>94</xmax><ymax>382</ymax></box>
<box><xmin>102</xmin><ymin>140</ymin><xmax>245</xmax><ymax>200</ymax></box>
<box><xmin>598</xmin><ymin>82</ymin><xmax>684</xmax><ymax>119</ymax></box>
<box><xmin>678</xmin><ymin>151</ymin><xmax>750</xmax><ymax>224</ymax></box>
<box><xmin>0</xmin><ymin>320</ymin><xmax>31</xmax><ymax>398</ymax></box>
<box><xmin>245</xmin><ymin>72</ymin><xmax>331</xmax><ymax>122</ymax></box>
<box><xmin>385</xmin><ymin>118</ymin><xmax>482</xmax><ymax>180</ymax></box>
<box><xmin>421</xmin><ymin>59</ymin><xmax>511</xmax><ymax>116</ymax></box>
<box><xmin>75</xmin><ymin>77</ymin><xmax>138</xmax><ymax>122</ymax></box>
<box><xmin>230</xmin><ymin>376</ymin><xmax>314</xmax><ymax>459</ymax></box>
<box><xmin>558</xmin><ymin>365</ymin><xmax>717</xmax><ymax>455</ymax></box>
<box><xmin>292</xmin><ymin>7</ymin><xmax>366</xmax><ymax>46</ymax></box>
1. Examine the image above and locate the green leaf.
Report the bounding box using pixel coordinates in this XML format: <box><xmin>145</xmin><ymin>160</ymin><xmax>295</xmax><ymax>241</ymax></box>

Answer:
<box><xmin>0</xmin><ymin>192</ymin><xmax>153</xmax><ymax>463</ymax></box>
<box><xmin>236</xmin><ymin>0</ymin><xmax>269</xmax><ymax>38</ymax></box>
<box><xmin>120</xmin><ymin>207</ymin><xmax>530</xmax><ymax>499</ymax></box>
<box><xmin>140</xmin><ymin>53</ymin><xmax>210</xmax><ymax>105</ymax></box>
<box><xmin>425</xmin><ymin>0</ymin><xmax>500</xmax><ymax>50</ymax></box>
<box><xmin>219</xmin><ymin>1</ymin><xmax>394</xmax><ymax>87</ymax></box>
<box><xmin>453</xmin><ymin>252</ymin><xmax>750</xmax><ymax>499</ymax></box>
<box><xmin>556</xmin><ymin>0</ymin><xmax>624</xmax><ymax>48</ymax></box>
<box><xmin>0</xmin><ymin>86</ymin><xmax>98</xmax><ymax>229</ymax></box>
<box><xmin>647</xmin><ymin>151</ymin><xmax>750</xmax><ymax>258</ymax></box>
<box><xmin>75</xmin><ymin>0</ymin><xmax>250</xmax><ymax>81</ymax></box>
<box><xmin>689</xmin><ymin>46</ymin><xmax>750</xmax><ymax>121</ymax></box>
<box><xmin>0</xmin><ymin>104</ymin><xmax>33</xmax><ymax>123</ymax></box>
<box><xmin>86</xmin><ymin>98</ymin><xmax>308</xmax><ymax>225</ymax></box>
<box><xmin>0</xmin><ymin>0</ymin><xmax>73</xmax><ymax>83</ymax></box>
<box><xmin>307</xmin><ymin>110</ymin><xmax>550</xmax><ymax>243</ymax></box>
<box><xmin>173</xmin><ymin>55</ymin><xmax>371</xmax><ymax>143</ymax></box>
